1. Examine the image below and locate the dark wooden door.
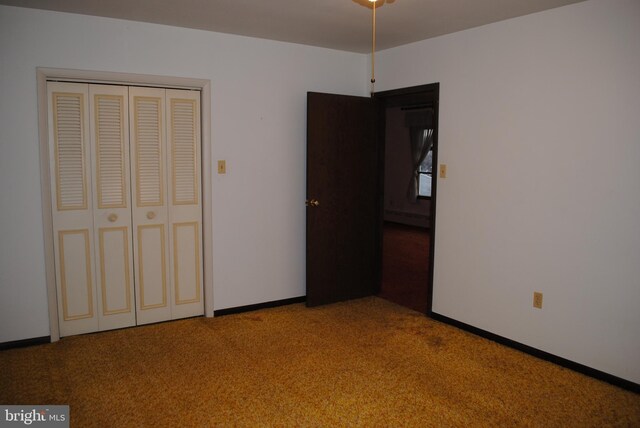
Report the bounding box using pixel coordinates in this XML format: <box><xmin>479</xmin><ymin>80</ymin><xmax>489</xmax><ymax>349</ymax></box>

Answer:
<box><xmin>306</xmin><ymin>92</ymin><xmax>380</xmax><ymax>307</ymax></box>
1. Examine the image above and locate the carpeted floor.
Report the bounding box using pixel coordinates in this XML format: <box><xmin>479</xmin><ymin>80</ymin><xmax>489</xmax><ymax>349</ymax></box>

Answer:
<box><xmin>1</xmin><ymin>297</ymin><xmax>638</xmax><ymax>427</ymax></box>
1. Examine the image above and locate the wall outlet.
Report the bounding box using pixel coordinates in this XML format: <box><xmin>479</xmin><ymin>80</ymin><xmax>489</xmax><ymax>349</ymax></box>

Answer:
<box><xmin>533</xmin><ymin>292</ymin><xmax>543</xmax><ymax>309</ymax></box>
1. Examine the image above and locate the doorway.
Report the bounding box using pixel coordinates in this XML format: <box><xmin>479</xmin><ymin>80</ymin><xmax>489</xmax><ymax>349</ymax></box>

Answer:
<box><xmin>304</xmin><ymin>84</ymin><xmax>437</xmax><ymax>311</ymax></box>
<box><xmin>374</xmin><ymin>84</ymin><xmax>439</xmax><ymax>314</ymax></box>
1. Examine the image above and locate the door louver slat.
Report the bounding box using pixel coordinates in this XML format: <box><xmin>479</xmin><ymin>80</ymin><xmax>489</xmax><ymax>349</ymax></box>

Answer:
<box><xmin>96</xmin><ymin>95</ymin><xmax>126</xmax><ymax>208</ymax></box>
<box><xmin>171</xmin><ymin>99</ymin><xmax>197</xmax><ymax>205</ymax></box>
<box><xmin>134</xmin><ymin>97</ymin><xmax>163</xmax><ymax>206</ymax></box>
<box><xmin>54</xmin><ymin>93</ymin><xmax>87</xmax><ymax>210</ymax></box>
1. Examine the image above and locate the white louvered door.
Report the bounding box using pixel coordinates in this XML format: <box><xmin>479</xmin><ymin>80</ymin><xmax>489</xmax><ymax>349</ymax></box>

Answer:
<box><xmin>49</xmin><ymin>82</ymin><xmax>203</xmax><ymax>336</ymax></box>
<box><xmin>129</xmin><ymin>87</ymin><xmax>172</xmax><ymax>325</ymax></box>
<box><xmin>129</xmin><ymin>88</ymin><xmax>204</xmax><ymax>324</ymax></box>
<box><xmin>167</xmin><ymin>89</ymin><xmax>204</xmax><ymax>319</ymax></box>
<box><xmin>89</xmin><ymin>84</ymin><xmax>136</xmax><ymax>331</ymax></box>
<box><xmin>48</xmin><ymin>82</ymin><xmax>98</xmax><ymax>337</ymax></box>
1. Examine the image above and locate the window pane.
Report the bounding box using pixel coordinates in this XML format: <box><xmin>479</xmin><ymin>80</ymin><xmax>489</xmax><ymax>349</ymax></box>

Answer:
<box><xmin>418</xmin><ymin>173</ymin><xmax>431</xmax><ymax>197</ymax></box>
<box><xmin>419</xmin><ymin>150</ymin><xmax>432</xmax><ymax>174</ymax></box>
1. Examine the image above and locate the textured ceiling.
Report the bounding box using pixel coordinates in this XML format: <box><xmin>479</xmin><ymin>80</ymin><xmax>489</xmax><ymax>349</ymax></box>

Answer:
<box><xmin>0</xmin><ymin>0</ymin><xmax>587</xmax><ymax>53</ymax></box>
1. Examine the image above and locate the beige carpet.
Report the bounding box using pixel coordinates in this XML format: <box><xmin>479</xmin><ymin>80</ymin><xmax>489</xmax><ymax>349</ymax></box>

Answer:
<box><xmin>1</xmin><ymin>297</ymin><xmax>638</xmax><ymax>427</ymax></box>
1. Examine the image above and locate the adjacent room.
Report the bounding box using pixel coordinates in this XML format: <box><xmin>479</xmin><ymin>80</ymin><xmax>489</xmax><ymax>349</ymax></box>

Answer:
<box><xmin>379</xmin><ymin>99</ymin><xmax>436</xmax><ymax>313</ymax></box>
<box><xmin>1</xmin><ymin>0</ymin><xmax>639</xmax><ymax>425</ymax></box>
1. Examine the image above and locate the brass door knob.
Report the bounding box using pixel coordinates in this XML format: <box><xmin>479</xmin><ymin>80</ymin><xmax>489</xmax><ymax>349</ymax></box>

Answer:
<box><xmin>107</xmin><ymin>213</ymin><xmax>118</xmax><ymax>222</ymax></box>
<box><xmin>146</xmin><ymin>211</ymin><xmax>156</xmax><ymax>220</ymax></box>
<box><xmin>305</xmin><ymin>199</ymin><xmax>320</xmax><ymax>207</ymax></box>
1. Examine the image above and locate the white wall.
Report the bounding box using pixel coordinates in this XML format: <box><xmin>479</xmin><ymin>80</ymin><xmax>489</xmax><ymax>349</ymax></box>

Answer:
<box><xmin>0</xmin><ymin>5</ymin><xmax>367</xmax><ymax>343</ymax></box>
<box><xmin>375</xmin><ymin>0</ymin><xmax>640</xmax><ymax>383</ymax></box>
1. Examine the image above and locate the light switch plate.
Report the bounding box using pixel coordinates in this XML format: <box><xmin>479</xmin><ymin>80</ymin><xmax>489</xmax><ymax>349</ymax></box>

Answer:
<box><xmin>439</xmin><ymin>164</ymin><xmax>447</xmax><ymax>179</ymax></box>
<box><xmin>217</xmin><ymin>160</ymin><xmax>226</xmax><ymax>174</ymax></box>
<box><xmin>533</xmin><ymin>292</ymin><xmax>543</xmax><ymax>309</ymax></box>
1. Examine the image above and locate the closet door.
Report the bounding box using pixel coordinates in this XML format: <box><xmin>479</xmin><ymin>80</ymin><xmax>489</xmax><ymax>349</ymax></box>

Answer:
<box><xmin>48</xmin><ymin>82</ymin><xmax>98</xmax><ymax>337</ymax></box>
<box><xmin>89</xmin><ymin>84</ymin><xmax>136</xmax><ymax>331</ymax></box>
<box><xmin>166</xmin><ymin>89</ymin><xmax>204</xmax><ymax>319</ymax></box>
<box><xmin>129</xmin><ymin>87</ymin><xmax>172</xmax><ymax>325</ymax></box>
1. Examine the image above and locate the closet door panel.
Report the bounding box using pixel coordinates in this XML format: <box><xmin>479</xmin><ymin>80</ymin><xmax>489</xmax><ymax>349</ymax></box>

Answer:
<box><xmin>48</xmin><ymin>82</ymin><xmax>98</xmax><ymax>337</ymax></box>
<box><xmin>172</xmin><ymin>222</ymin><xmax>201</xmax><ymax>305</ymax></box>
<box><xmin>98</xmin><ymin>227</ymin><xmax>132</xmax><ymax>314</ymax></box>
<box><xmin>90</xmin><ymin>84</ymin><xmax>135</xmax><ymax>331</ymax></box>
<box><xmin>130</xmin><ymin>87</ymin><xmax>172</xmax><ymax>325</ymax></box>
<box><xmin>167</xmin><ymin>90</ymin><xmax>203</xmax><ymax>319</ymax></box>
<box><xmin>137</xmin><ymin>224</ymin><xmax>168</xmax><ymax>309</ymax></box>
<box><xmin>58</xmin><ymin>230</ymin><xmax>94</xmax><ymax>321</ymax></box>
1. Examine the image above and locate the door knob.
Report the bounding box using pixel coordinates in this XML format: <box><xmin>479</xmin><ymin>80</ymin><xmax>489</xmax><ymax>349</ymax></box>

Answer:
<box><xmin>305</xmin><ymin>199</ymin><xmax>320</xmax><ymax>207</ymax></box>
<box><xmin>107</xmin><ymin>213</ymin><xmax>118</xmax><ymax>222</ymax></box>
<box><xmin>146</xmin><ymin>211</ymin><xmax>156</xmax><ymax>219</ymax></box>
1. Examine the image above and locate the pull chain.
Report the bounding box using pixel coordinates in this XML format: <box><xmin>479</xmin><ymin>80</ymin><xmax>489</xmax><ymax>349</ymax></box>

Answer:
<box><xmin>371</xmin><ymin>2</ymin><xmax>376</xmax><ymax>96</ymax></box>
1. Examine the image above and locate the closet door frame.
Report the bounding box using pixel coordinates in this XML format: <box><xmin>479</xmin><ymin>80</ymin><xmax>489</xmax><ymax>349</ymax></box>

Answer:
<box><xmin>37</xmin><ymin>68</ymin><xmax>214</xmax><ymax>342</ymax></box>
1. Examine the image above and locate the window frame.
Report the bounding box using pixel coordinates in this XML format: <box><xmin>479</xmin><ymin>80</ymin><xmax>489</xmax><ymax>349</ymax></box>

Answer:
<box><xmin>417</xmin><ymin>144</ymin><xmax>433</xmax><ymax>200</ymax></box>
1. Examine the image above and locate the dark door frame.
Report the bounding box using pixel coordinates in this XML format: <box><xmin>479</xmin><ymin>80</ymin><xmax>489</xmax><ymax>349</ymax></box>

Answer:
<box><xmin>373</xmin><ymin>83</ymin><xmax>440</xmax><ymax>314</ymax></box>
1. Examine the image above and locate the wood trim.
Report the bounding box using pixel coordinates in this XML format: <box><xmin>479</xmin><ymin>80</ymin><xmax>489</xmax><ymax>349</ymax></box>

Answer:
<box><xmin>214</xmin><ymin>296</ymin><xmax>306</xmax><ymax>317</ymax></box>
<box><xmin>0</xmin><ymin>336</ymin><xmax>51</xmax><ymax>351</ymax></box>
<box><xmin>428</xmin><ymin>311</ymin><xmax>640</xmax><ymax>394</ymax></box>
<box><xmin>200</xmin><ymin>82</ymin><xmax>214</xmax><ymax>318</ymax></box>
<box><xmin>38</xmin><ymin>68</ymin><xmax>214</xmax><ymax>343</ymax></box>
<box><xmin>428</xmin><ymin>87</ymin><xmax>440</xmax><ymax>315</ymax></box>
<box><xmin>373</xmin><ymin>96</ymin><xmax>385</xmax><ymax>294</ymax></box>
<box><xmin>38</xmin><ymin>68</ymin><xmax>209</xmax><ymax>90</ymax></box>
<box><xmin>373</xmin><ymin>82</ymin><xmax>440</xmax><ymax>312</ymax></box>
<box><xmin>375</xmin><ymin>83</ymin><xmax>439</xmax><ymax>104</ymax></box>
<box><xmin>37</xmin><ymin>70</ymin><xmax>60</xmax><ymax>342</ymax></box>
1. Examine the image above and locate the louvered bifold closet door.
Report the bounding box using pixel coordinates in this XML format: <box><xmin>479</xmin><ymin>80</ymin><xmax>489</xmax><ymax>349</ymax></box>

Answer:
<box><xmin>166</xmin><ymin>89</ymin><xmax>204</xmax><ymax>319</ymax></box>
<box><xmin>48</xmin><ymin>82</ymin><xmax>98</xmax><ymax>336</ymax></box>
<box><xmin>129</xmin><ymin>87</ymin><xmax>172</xmax><ymax>325</ymax></box>
<box><xmin>89</xmin><ymin>85</ymin><xmax>136</xmax><ymax>331</ymax></box>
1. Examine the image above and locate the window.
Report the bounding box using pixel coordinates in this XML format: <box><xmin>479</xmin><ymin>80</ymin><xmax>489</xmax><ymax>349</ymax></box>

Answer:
<box><xmin>418</xmin><ymin>133</ymin><xmax>433</xmax><ymax>198</ymax></box>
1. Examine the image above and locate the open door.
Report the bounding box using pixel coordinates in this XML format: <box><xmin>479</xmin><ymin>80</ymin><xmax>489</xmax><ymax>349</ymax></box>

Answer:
<box><xmin>306</xmin><ymin>92</ymin><xmax>380</xmax><ymax>307</ymax></box>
